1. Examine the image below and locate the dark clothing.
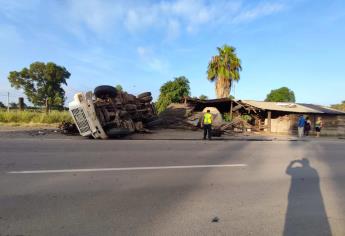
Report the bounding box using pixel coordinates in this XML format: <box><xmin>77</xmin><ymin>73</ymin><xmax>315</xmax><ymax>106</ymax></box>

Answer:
<box><xmin>316</xmin><ymin>127</ymin><xmax>321</xmax><ymax>132</ymax></box>
<box><xmin>203</xmin><ymin>124</ymin><xmax>212</xmax><ymax>140</ymax></box>
<box><xmin>304</xmin><ymin>121</ymin><xmax>311</xmax><ymax>136</ymax></box>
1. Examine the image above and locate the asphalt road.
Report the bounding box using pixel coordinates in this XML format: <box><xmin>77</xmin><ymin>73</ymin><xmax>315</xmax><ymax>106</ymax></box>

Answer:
<box><xmin>0</xmin><ymin>137</ymin><xmax>345</xmax><ymax>236</ymax></box>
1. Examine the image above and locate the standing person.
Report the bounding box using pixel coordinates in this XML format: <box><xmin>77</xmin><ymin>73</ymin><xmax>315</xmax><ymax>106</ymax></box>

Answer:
<box><xmin>304</xmin><ymin>117</ymin><xmax>311</xmax><ymax>136</ymax></box>
<box><xmin>202</xmin><ymin>110</ymin><xmax>213</xmax><ymax>140</ymax></box>
<box><xmin>315</xmin><ymin>117</ymin><xmax>323</xmax><ymax>138</ymax></box>
<box><xmin>297</xmin><ymin>115</ymin><xmax>306</xmax><ymax>138</ymax></box>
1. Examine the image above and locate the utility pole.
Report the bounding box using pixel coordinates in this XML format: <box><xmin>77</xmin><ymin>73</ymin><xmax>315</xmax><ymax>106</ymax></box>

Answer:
<box><xmin>7</xmin><ymin>92</ymin><xmax>10</xmax><ymax>112</ymax></box>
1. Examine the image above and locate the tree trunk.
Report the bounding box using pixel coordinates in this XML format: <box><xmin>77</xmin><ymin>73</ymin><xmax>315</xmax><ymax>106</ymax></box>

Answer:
<box><xmin>45</xmin><ymin>98</ymin><xmax>49</xmax><ymax>114</ymax></box>
<box><xmin>215</xmin><ymin>77</ymin><xmax>232</xmax><ymax>98</ymax></box>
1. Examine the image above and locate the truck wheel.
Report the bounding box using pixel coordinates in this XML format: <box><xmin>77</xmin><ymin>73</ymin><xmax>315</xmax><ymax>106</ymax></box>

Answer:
<box><xmin>140</xmin><ymin>96</ymin><xmax>152</xmax><ymax>103</ymax></box>
<box><xmin>94</xmin><ymin>85</ymin><xmax>117</xmax><ymax>99</ymax></box>
<box><xmin>145</xmin><ymin>118</ymin><xmax>163</xmax><ymax>127</ymax></box>
<box><xmin>125</xmin><ymin>104</ymin><xmax>137</xmax><ymax>111</ymax></box>
<box><xmin>137</xmin><ymin>92</ymin><xmax>151</xmax><ymax>99</ymax></box>
<box><xmin>126</xmin><ymin>94</ymin><xmax>136</xmax><ymax>102</ymax></box>
<box><xmin>106</xmin><ymin>128</ymin><xmax>131</xmax><ymax>137</ymax></box>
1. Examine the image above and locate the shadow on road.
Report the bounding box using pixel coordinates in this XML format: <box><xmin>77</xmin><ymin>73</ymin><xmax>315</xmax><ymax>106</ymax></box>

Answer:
<box><xmin>284</xmin><ymin>158</ymin><xmax>331</xmax><ymax>236</ymax></box>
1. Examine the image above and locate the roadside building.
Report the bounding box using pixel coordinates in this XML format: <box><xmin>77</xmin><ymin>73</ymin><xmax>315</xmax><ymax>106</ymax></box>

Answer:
<box><xmin>241</xmin><ymin>100</ymin><xmax>345</xmax><ymax>136</ymax></box>
<box><xmin>183</xmin><ymin>97</ymin><xmax>345</xmax><ymax>136</ymax></box>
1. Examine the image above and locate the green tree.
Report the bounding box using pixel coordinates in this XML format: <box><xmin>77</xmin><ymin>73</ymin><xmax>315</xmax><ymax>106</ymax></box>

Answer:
<box><xmin>115</xmin><ymin>84</ymin><xmax>123</xmax><ymax>91</ymax></box>
<box><xmin>331</xmin><ymin>100</ymin><xmax>345</xmax><ymax>111</ymax></box>
<box><xmin>156</xmin><ymin>76</ymin><xmax>190</xmax><ymax>113</ymax></box>
<box><xmin>265</xmin><ymin>87</ymin><xmax>296</xmax><ymax>102</ymax></box>
<box><xmin>199</xmin><ymin>94</ymin><xmax>208</xmax><ymax>100</ymax></box>
<box><xmin>8</xmin><ymin>62</ymin><xmax>70</xmax><ymax>113</ymax></box>
<box><xmin>207</xmin><ymin>44</ymin><xmax>242</xmax><ymax>98</ymax></box>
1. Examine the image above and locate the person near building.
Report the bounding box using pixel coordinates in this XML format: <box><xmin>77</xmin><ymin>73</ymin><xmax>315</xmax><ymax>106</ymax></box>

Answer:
<box><xmin>304</xmin><ymin>116</ymin><xmax>311</xmax><ymax>136</ymax></box>
<box><xmin>202</xmin><ymin>110</ymin><xmax>213</xmax><ymax>140</ymax></box>
<box><xmin>297</xmin><ymin>115</ymin><xmax>306</xmax><ymax>138</ymax></box>
<box><xmin>315</xmin><ymin>117</ymin><xmax>323</xmax><ymax>138</ymax></box>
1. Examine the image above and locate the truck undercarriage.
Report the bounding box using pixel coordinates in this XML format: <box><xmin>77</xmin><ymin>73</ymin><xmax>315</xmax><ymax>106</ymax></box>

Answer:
<box><xmin>69</xmin><ymin>85</ymin><xmax>157</xmax><ymax>139</ymax></box>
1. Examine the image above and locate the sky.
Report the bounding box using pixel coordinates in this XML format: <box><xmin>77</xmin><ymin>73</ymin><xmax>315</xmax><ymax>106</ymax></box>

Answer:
<box><xmin>0</xmin><ymin>0</ymin><xmax>344</xmax><ymax>106</ymax></box>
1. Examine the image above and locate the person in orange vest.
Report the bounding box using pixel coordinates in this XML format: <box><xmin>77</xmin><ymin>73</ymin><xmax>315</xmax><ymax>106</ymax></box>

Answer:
<box><xmin>202</xmin><ymin>110</ymin><xmax>213</xmax><ymax>140</ymax></box>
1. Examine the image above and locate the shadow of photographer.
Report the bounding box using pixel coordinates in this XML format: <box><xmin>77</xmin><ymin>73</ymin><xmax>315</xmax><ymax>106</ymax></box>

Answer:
<box><xmin>284</xmin><ymin>158</ymin><xmax>331</xmax><ymax>236</ymax></box>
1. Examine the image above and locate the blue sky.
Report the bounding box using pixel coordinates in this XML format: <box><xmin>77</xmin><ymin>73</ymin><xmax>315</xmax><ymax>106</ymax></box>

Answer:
<box><xmin>0</xmin><ymin>0</ymin><xmax>344</xmax><ymax>106</ymax></box>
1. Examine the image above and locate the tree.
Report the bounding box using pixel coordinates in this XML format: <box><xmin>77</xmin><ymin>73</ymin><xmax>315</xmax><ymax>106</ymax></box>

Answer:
<box><xmin>265</xmin><ymin>87</ymin><xmax>296</xmax><ymax>102</ymax></box>
<box><xmin>9</xmin><ymin>102</ymin><xmax>17</xmax><ymax>109</ymax></box>
<box><xmin>156</xmin><ymin>76</ymin><xmax>190</xmax><ymax>113</ymax></box>
<box><xmin>207</xmin><ymin>44</ymin><xmax>242</xmax><ymax>98</ymax></box>
<box><xmin>0</xmin><ymin>101</ymin><xmax>5</xmax><ymax>108</ymax></box>
<box><xmin>331</xmin><ymin>101</ymin><xmax>345</xmax><ymax>111</ymax></box>
<box><xmin>199</xmin><ymin>95</ymin><xmax>208</xmax><ymax>100</ymax></box>
<box><xmin>115</xmin><ymin>84</ymin><xmax>123</xmax><ymax>91</ymax></box>
<box><xmin>8</xmin><ymin>62</ymin><xmax>70</xmax><ymax>113</ymax></box>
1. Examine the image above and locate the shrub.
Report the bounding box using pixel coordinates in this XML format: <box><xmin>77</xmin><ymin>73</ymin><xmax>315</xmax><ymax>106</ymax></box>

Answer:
<box><xmin>0</xmin><ymin>110</ymin><xmax>72</xmax><ymax>124</ymax></box>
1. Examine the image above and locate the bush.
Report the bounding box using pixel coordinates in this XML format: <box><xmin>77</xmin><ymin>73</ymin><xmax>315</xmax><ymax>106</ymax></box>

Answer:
<box><xmin>0</xmin><ymin>110</ymin><xmax>73</xmax><ymax>124</ymax></box>
<box><xmin>223</xmin><ymin>113</ymin><xmax>232</xmax><ymax>122</ymax></box>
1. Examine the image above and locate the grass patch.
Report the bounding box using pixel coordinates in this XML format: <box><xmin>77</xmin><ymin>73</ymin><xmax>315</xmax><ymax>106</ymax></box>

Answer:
<box><xmin>0</xmin><ymin>110</ymin><xmax>73</xmax><ymax>124</ymax></box>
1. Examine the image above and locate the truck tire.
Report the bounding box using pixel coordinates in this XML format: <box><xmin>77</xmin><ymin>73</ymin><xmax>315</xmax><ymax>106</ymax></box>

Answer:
<box><xmin>126</xmin><ymin>94</ymin><xmax>136</xmax><ymax>102</ymax></box>
<box><xmin>137</xmin><ymin>92</ymin><xmax>151</xmax><ymax>99</ymax></box>
<box><xmin>145</xmin><ymin>118</ymin><xmax>163</xmax><ymax>127</ymax></box>
<box><xmin>125</xmin><ymin>104</ymin><xmax>137</xmax><ymax>111</ymax></box>
<box><xmin>94</xmin><ymin>85</ymin><xmax>117</xmax><ymax>99</ymax></box>
<box><xmin>139</xmin><ymin>96</ymin><xmax>152</xmax><ymax>103</ymax></box>
<box><xmin>106</xmin><ymin>128</ymin><xmax>131</xmax><ymax>137</ymax></box>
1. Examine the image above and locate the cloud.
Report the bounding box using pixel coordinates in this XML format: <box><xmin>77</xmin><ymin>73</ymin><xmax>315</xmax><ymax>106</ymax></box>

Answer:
<box><xmin>122</xmin><ymin>0</ymin><xmax>285</xmax><ymax>38</ymax></box>
<box><xmin>0</xmin><ymin>0</ymin><xmax>287</xmax><ymax>41</ymax></box>
<box><xmin>137</xmin><ymin>46</ymin><xmax>169</xmax><ymax>73</ymax></box>
<box><xmin>59</xmin><ymin>0</ymin><xmax>124</xmax><ymax>36</ymax></box>
<box><xmin>166</xmin><ymin>19</ymin><xmax>181</xmax><ymax>40</ymax></box>
<box><xmin>123</xmin><ymin>0</ymin><xmax>218</xmax><ymax>36</ymax></box>
<box><xmin>233</xmin><ymin>3</ymin><xmax>286</xmax><ymax>23</ymax></box>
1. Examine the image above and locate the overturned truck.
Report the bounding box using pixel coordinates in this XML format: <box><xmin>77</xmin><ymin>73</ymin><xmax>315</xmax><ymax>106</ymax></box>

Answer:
<box><xmin>69</xmin><ymin>85</ymin><xmax>157</xmax><ymax>139</ymax></box>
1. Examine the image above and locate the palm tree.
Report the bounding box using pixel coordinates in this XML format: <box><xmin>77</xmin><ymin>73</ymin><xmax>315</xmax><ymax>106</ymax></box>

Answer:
<box><xmin>207</xmin><ymin>44</ymin><xmax>242</xmax><ymax>98</ymax></box>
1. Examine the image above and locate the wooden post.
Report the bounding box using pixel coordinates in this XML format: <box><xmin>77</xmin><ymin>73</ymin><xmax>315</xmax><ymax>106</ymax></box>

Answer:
<box><xmin>7</xmin><ymin>92</ymin><xmax>10</xmax><ymax>112</ymax></box>
<box><xmin>267</xmin><ymin>111</ymin><xmax>272</xmax><ymax>133</ymax></box>
<box><xmin>45</xmin><ymin>98</ymin><xmax>49</xmax><ymax>114</ymax></box>
<box><xmin>230</xmin><ymin>101</ymin><xmax>233</xmax><ymax>120</ymax></box>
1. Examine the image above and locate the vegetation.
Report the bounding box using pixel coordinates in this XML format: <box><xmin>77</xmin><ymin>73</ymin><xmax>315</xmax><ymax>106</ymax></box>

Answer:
<box><xmin>8</xmin><ymin>62</ymin><xmax>70</xmax><ymax>113</ymax></box>
<box><xmin>331</xmin><ymin>101</ymin><xmax>345</xmax><ymax>111</ymax></box>
<box><xmin>207</xmin><ymin>44</ymin><xmax>242</xmax><ymax>98</ymax></box>
<box><xmin>156</xmin><ymin>76</ymin><xmax>190</xmax><ymax>113</ymax></box>
<box><xmin>199</xmin><ymin>95</ymin><xmax>208</xmax><ymax>100</ymax></box>
<box><xmin>265</xmin><ymin>87</ymin><xmax>296</xmax><ymax>102</ymax></box>
<box><xmin>223</xmin><ymin>112</ymin><xmax>232</xmax><ymax>122</ymax></box>
<box><xmin>115</xmin><ymin>84</ymin><xmax>123</xmax><ymax>91</ymax></box>
<box><xmin>0</xmin><ymin>110</ymin><xmax>72</xmax><ymax>125</ymax></box>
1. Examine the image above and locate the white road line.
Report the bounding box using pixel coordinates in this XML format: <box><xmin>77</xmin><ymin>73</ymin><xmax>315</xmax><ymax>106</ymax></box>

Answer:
<box><xmin>8</xmin><ymin>164</ymin><xmax>247</xmax><ymax>174</ymax></box>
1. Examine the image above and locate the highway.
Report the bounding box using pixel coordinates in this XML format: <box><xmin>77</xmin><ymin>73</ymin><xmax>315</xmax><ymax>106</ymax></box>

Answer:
<box><xmin>1</xmin><ymin>137</ymin><xmax>344</xmax><ymax>235</ymax></box>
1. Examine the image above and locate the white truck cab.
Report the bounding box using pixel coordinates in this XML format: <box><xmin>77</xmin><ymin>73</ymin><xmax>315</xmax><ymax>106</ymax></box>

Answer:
<box><xmin>69</xmin><ymin>92</ymin><xmax>108</xmax><ymax>139</ymax></box>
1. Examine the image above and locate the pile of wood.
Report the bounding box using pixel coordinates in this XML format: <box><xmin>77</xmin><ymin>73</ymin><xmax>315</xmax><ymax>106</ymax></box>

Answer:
<box><xmin>219</xmin><ymin>116</ymin><xmax>255</xmax><ymax>134</ymax></box>
<box><xmin>158</xmin><ymin>103</ymin><xmax>255</xmax><ymax>134</ymax></box>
